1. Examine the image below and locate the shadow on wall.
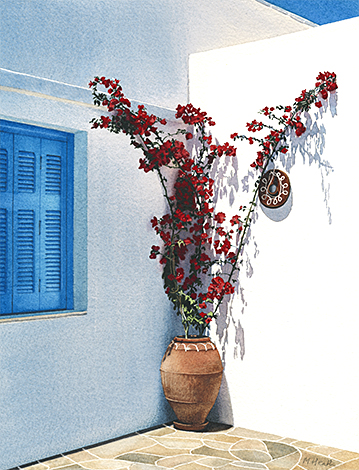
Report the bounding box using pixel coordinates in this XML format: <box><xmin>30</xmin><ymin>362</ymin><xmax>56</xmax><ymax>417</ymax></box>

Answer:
<box><xmin>207</xmin><ymin>92</ymin><xmax>338</xmax><ymax>367</ymax></box>
<box><xmin>207</xmin><ymin>373</ymin><xmax>234</xmax><ymax>425</ymax></box>
<box><xmin>280</xmin><ymin>91</ymin><xmax>337</xmax><ymax>224</ymax></box>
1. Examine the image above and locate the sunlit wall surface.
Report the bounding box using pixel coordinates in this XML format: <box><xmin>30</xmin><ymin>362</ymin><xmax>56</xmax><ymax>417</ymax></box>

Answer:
<box><xmin>190</xmin><ymin>16</ymin><xmax>359</xmax><ymax>453</ymax></box>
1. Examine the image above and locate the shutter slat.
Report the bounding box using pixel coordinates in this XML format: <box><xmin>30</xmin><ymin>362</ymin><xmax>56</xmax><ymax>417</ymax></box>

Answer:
<box><xmin>39</xmin><ymin>139</ymin><xmax>67</xmax><ymax>311</ymax></box>
<box><xmin>45</xmin><ymin>155</ymin><xmax>61</xmax><ymax>194</ymax></box>
<box><xmin>0</xmin><ymin>148</ymin><xmax>8</xmax><ymax>192</ymax></box>
<box><xmin>44</xmin><ymin>210</ymin><xmax>61</xmax><ymax>292</ymax></box>
<box><xmin>12</xmin><ymin>134</ymin><xmax>40</xmax><ymax>313</ymax></box>
<box><xmin>15</xmin><ymin>209</ymin><xmax>35</xmax><ymax>293</ymax></box>
<box><xmin>0</xmin><ymin>131</ymin><xmax>13</xmax><ymax>314</ymax></box>
<box><xmin>18</xmin><ymin>151</ymin><xmax>36</xmax><ymax>192</ymax></box>
<box><xmin>0</xmin><ymin>208</ymin><xmax>7</xmax><ymax>294</ymax></box>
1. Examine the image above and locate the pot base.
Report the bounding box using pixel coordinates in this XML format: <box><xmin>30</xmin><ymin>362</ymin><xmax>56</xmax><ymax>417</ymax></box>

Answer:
<box><xmin>173</xmin><ymin>420</ymin><xmax>209</xmax><ymax>431</ymax></box>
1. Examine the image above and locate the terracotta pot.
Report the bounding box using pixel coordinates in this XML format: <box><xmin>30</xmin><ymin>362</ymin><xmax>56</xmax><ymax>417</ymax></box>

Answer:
<box><xmin>160</xmin><ymin>335</ymin><xmax>223</xmax><ymax>431</ymax></box>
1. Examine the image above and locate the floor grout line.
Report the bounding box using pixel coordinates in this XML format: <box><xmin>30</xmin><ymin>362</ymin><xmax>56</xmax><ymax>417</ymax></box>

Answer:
<box><xmin>14</xmin><ymin>424</ymin><xmax>359</xmax><ymax>470</ymax></box>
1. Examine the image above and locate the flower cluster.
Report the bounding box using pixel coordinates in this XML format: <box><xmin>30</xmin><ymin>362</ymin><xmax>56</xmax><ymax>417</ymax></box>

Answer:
<box><xmin>175</xmin><ymin>104</ymin><xmax>216</xmax><ymax>126</ymax></box>
<box><xmin>90</xmin><ymin>71</ymin><xmax>337</xmax><ymax>337</ymax></box>
<box><xmin>231</xmin><ymin>72</ymin><xmax>337</xmax><ymax>169</ymax></box>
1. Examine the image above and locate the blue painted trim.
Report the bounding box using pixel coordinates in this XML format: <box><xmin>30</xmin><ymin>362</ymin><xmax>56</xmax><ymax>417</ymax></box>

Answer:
<box><xmin>0</xmin><ymin>119</ymin><xmax>77</xmax><ymax>317</ymax></box>
<box><xmin>262</xmin><ymin>0</ymin><xmax>359</xmax><ymax>25</ymax></box>
<box><xmin>66</xmin><ymin>132</ymin><xmax>74</xmax><ymax>310</ymax></box>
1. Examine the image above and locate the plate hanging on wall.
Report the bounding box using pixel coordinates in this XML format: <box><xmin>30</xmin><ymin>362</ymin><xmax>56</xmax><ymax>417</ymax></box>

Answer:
<box><xmin>259</xmin><ymin>169</ymin><xmax>292</xmax><ymax>221</ymax></box>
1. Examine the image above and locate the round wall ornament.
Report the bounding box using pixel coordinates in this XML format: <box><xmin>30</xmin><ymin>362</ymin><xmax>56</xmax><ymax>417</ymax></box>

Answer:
<box><xmin>259</xmin><ymin>169</ymin><xmax>291</xmax><ymax>208</ymax></box>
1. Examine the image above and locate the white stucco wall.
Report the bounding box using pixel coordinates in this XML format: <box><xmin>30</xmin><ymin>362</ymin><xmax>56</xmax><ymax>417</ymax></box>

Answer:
<box><xmin>0</xmin><ymin>0</ymin><xmax>323</xmax><ymax>467</ymax></box>
<box><xmin>0</xmin><ymin>0</ymin><xmax>312</xmax><ymax>110</ymax></box>
<box><xmin>190</xmin><ymin>17</ymin><xmax>359</xmax><ymax>451</ymax></box>
<box><xmin>0</xmin><ymin>70</ymin><xmax>183</xmax><ymax>468</ymax></box>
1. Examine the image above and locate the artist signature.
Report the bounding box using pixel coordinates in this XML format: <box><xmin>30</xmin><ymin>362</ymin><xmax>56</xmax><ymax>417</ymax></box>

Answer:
<box><xmin>302</xmin><ymin>456</ymin><xmax>336</xmax><ymax>467</ymax></box>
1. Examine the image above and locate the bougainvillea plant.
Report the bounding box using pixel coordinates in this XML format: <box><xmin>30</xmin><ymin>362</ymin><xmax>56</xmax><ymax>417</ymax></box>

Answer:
<box><xmin>89</xmin><ymin>71</ymin><xmax>337</xmax><ymax>338</ymax></box>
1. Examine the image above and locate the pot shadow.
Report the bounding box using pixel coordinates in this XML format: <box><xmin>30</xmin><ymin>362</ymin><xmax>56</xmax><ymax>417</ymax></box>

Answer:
<box><xmin>203</xmin><ymin>90</ymin><xmax>337</xmax><ymax>369</ymax></box>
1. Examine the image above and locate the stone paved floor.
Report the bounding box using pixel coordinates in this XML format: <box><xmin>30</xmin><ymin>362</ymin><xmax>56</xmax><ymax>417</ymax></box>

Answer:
<box><xmin>19</xmin><ymin>423</ymin><xmax>359</xmax><ymax>470</ymax></box>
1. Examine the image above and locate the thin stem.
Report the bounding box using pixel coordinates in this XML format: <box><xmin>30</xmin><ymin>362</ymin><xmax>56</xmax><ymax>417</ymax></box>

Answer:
<box><xmin>212</xmin><ymin>140</ymin><xmax>280</xmax><ymax>316</ymax></box>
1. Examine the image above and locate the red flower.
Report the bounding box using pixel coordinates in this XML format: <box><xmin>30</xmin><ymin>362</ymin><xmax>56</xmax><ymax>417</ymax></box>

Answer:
<box><xmin>186</xmin><ymin>132</ymin><xmax>193</xmax><ymax>140</ymax></box>
<box><xmin>315</xmin><ymin>101</ymin><xmax>322</xmax><ymax>108</ymax></box>
<box><xmin>175</xmin><ymin>268</ymin><xmax>184</xmax><ymax>283</ymax></box>
<box><xmin>230</xmin><ymin>215</ymin><xmax>241</xmax><ymax>225</ymax></box>
<box><xmin>294</xmin><ymin>121</ymin><xmax>306</xmax><ymax>137</ymax></box>
<box><xmin>175</xmin><ymin>103</ymin><xmax>214</xmax><ymax>126</ymax></box>
<box><xmin>214</xmin><ymin>212</ymin><xmax>226</xmax><ymax>223</ymax></box>
<box><xmin>320</xmin><ymin>89</ymin><xmax>328</xmax><ymax>100</ymax></box>
<box><xmin>100</xmin><ymin>116</ymin><xmax>111</xmax><ymax>128</ymax></box>
<box><xmin>295</xmin><ymin>126</ymin><xmax>306</xmax><ymax>137</ymax></box>
<box><xmin>221</xmin><ymin>238</ymin><xmax>231</xmax><ymax>255</ymax></box>
<box><xmin>224</xmin><ymin>282</ymin><xmax>235</xmax><ymax>295</ymax></box>
<box><xmin>327</xmin><ymin>82</ymin><xmax>338</xmax><ymax>92</ymax></box>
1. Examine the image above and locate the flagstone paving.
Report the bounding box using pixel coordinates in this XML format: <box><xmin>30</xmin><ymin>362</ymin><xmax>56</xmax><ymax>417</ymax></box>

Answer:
<box><xmin>17</xmin><ymin>423</ymin><xmax>359</xmax><ymax>470</ymax></box>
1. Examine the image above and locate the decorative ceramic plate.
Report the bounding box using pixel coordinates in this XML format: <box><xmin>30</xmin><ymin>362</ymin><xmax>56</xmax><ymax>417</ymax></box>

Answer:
<box><xmin>259</xmin><ymin>169</ymin><xmax>291</xmax><ymax>208</ymax></box>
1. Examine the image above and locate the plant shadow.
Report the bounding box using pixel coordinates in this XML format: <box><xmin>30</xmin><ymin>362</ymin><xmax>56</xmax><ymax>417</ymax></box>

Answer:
<box><xmin>203</xmin><ymin>91</ymin><xmax>337</xmax><ymax>367</ymax></box>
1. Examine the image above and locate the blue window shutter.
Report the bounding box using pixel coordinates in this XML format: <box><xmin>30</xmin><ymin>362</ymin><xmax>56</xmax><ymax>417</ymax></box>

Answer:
<box><xmin>0</xmin><ymin>130</ymin><xmax>14</xmax><ymax>314</ymax></box>
<box><xmin>0</xmin><ymin>120</ymin><xmax>73</xmax><ymax>317</ymax></box>
<box><xmin>12</xmin><ymin>134</ymin><xmax>41</xmax><ymax>313</ymax></box>
<box><xmin>39</xmin><ymin>138</ymin><xmax>67</xmax><ymax>311</ymax></box>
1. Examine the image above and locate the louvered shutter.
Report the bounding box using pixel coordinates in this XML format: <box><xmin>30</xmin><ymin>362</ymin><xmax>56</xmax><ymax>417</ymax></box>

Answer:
<box><xmin>39</xmin><ymin>138</ymin><xmax>67</xmax><ymax>311</ymax></box>
<box><xmin>12</xmin><ymin>134</ymin><xmax>41</xmax><ymax>312</ymax></box>
<box><xmin>0</xmin><ymin>120</ymin><xmax>73</xmax><ymax>316</ymax></box>
<box><xmin>0</xmin><ymin>130</ymin><xmax>14</xmax><ymax>314</ymax></box>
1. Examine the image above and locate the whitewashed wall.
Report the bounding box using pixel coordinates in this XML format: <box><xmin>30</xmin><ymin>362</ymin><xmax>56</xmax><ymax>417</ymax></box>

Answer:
<box><xmin>0</xmin><ymin>0</ymin><xmax>331</xmax><ymax>467</ymax></box>
<box><xmin>0</xmin><ymin>0</ymin><xmax>311</xmax><ymax>110</ymax></box>
<box><xmin>190</xmin><ymin>17</ymin><xmax>359</xmax><ymax>451</ymax></box>
<box><xmin>0</xmin><ymin>70</ymin><xmax>183</xmax><ymax>468</ymax></box>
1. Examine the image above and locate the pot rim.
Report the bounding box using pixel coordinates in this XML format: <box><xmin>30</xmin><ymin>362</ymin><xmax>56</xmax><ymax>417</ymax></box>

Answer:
<box><xmin>173</xmin><ymin>335</ymin><xmax>211</xmax><ymax>343</ymax></box>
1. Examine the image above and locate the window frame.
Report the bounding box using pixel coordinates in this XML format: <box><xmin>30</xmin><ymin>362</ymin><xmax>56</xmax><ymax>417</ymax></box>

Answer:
<box><xmin>0</xmin><ymin>119</ymin><xmax>75</xmax><ymax>318</ymax></box>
